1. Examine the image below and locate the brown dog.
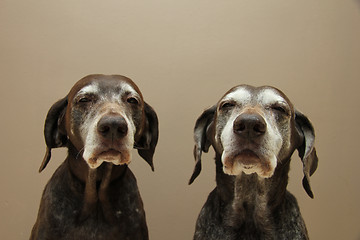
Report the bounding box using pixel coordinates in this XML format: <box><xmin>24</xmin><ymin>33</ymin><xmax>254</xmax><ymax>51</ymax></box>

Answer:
<box><xmin>189</xmin><ymin>85</ymin><xmax>318</xmax><ymax>240</ymax></box>
<box><xmin>30</xmin><ymin>74</ymin><xmax>158</xmax><ymax>240</ymax></box>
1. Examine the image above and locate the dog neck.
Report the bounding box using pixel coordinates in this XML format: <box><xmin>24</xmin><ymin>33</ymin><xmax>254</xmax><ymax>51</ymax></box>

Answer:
<box><xmin>66</xmin><ymin>142</ymin><xmax>128</xmax><ymax>223</ymax></box>
<box><xmin>214</xmin><ymin>153</ymin><xmax>291</xmax><ymax>229</ymax></box>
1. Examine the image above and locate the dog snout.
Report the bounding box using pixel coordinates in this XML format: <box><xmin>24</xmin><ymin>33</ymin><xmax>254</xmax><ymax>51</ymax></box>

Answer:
<box><xmin>233</xmin><ymin>113</ymin><xmax>266</xmax><ymax>139</ymax></box>
<box><xmin>97</xmin><ymin>115</ymin><xmax>128</xmax><ymax>140</ymax></box>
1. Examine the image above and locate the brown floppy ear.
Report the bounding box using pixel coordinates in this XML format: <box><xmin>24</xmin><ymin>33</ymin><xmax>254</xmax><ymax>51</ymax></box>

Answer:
<box><xmin>295</xmin><ymin>109</ymin><xmax>319</xmax><ymax>198</ymax></box>
<box><xmin>135</xmin><ymin>102</ymin><xmax>159</xmax><ymax>171</ymax></box>
<box><xmin>39</xmin><ymin>96</ymin><xmax>68</xmax><ymax>172</ymax></box>
<box><xmin>189</xmin><ymin>105</ymin><xmax>216</xmax><ymax>184</ymax></box>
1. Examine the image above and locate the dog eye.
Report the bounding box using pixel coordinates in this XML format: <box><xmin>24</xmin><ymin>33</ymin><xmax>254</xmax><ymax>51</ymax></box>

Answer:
<box><xmin>220</xmin><ymin>102</ymin><xmax>235</xmax><ymax>110</ymax></box>
<box><xmin>271</xmin><ymin>105</ymin><xmax>288</xmax><ymax>115</ymax></box>
<box><xmin>77</xmin><ymin>94</ymin><xmax>97</xmax><ymax>104</ymax></box>
<box><xmin>78</xmin><ymin>97</ymin><xmax>92</xmax><ymax>103</ymax></box>
<box><xmin>127</xmin><ymin>97</ymin><xmax>139</xmax><ymax>105</ymax></box>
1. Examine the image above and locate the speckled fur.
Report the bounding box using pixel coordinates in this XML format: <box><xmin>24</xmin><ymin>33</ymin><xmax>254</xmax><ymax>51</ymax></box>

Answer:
<box><xmin>30</xmin><ymin>75</ymin><xmax>159</xmax><ymax>240</ymax></box>
<box><xmin>31</xmin><ymin>161</ymin><xmax>148</xmax><ymax>240</ymax></box>
<box><xmin>193</xmin><ymin>154</ymin><xmax>309</xmax><ymax>240</ymax></box>
<box><xmin>190</xmin><ymin>85</ymin><xmax>318</xmax><ymax>240</ymax></box>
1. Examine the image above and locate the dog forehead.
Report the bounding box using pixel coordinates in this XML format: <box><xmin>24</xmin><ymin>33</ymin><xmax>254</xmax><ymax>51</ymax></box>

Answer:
<box><xmin>77</xmin><ymin>82</ymin><xmax>100</xmax><ymax>95</ymax></box>
<box><xmin>257</xmin><ymin>88</ymin><xmax>287</xmax><ymax>105</ymax></box>
<box><xmin>222</xmin><ymin>86</ymin><xmax>252</xmax><ymax>103</ymax></box>
<box><xmin>72</xmin><ymin>75</ymin><xmax>140</xmax><ymax>98</ymax></box>
<box><xmin>221</xmin><ymin>85</ymin><xmax>289</xmax><ymax>106</ymax></box>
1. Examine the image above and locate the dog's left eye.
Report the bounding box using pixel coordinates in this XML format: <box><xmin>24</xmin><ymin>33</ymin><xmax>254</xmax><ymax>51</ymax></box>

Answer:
<box><xmin>127</xmin><ymin>97</ymin><xmax>139</xmax><ymax>105</ymax></box>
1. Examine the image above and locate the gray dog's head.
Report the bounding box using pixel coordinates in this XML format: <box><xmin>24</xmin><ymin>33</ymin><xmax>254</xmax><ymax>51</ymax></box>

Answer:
<box><xmin>190</xmin><ymin>85</ymin><xmax>318</xmax><ymax>198</ymax></box>
<box><xmin>40</xmin><ymin>74</ymin><xmax>159</xmax><ymax>172</ymax></box>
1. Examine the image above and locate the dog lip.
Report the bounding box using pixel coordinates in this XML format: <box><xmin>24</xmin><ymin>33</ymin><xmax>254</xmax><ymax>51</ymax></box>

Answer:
<box><xmin>233</xmin><ymin>149</ymin><xmax>261</xmax><ymax>165</ymax></box>
<box><xmin>237</xmin><ymin>149</ymin><xmax>259</xmax><ymax>158</ymax></box>
<box><xmin>99</xmin><ymin>149</ymin><xmax>121</xmax><ymax>155</ymax></box>
<box><xmin>243</xmin><ymin>165</ymin><xmax>255</xmax><ymax>169</ymax></box>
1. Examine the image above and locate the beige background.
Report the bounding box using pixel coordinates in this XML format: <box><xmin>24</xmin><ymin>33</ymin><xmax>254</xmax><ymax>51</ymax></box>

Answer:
<box><xmin>1</xmin><ymin>0</ymin><xmax>360</xmax><ymax>239</ymax></box>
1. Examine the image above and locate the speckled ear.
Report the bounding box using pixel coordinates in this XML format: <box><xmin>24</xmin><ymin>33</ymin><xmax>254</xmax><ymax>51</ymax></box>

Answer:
<box><xmin>189</xmin><ymin>105</ymin><xmax>216</xmax><ymax>185</ymax></box>
<box><xmin>39</xmin><ymin>96</ymin><xmax>68</xmax><ymax>172</ymax></box>
<box><xmin>295</xmin><ymin>110</ymin><xmax>318</xmax><ymax>198</ymax></box>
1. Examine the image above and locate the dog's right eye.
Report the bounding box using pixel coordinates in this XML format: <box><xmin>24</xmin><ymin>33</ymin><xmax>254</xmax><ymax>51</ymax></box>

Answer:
<box><xmin>79</xmin><ymin>97</ymin><xmax>91</xmax><ymax>103</ymax></box>
<box><xmin>77</xmin><ymin>95</ymin><xmax>96</xmax><ymax>104</ymax></box>
<box><xmin>220</xmin><ymin>102</ymin><xmax>235</xmax><ymax>110</ymax></box>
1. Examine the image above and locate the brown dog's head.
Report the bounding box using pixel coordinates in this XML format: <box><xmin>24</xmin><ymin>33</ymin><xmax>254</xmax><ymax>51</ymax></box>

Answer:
<box><xmin>189</xmin><ymin>85</ymin><xmax>318</xmax><ymax>198</ymax></box>
<box><xmin>39</xmin><ymin>74</ymin><xmax>158</xmax><ymax>171</ymax></box>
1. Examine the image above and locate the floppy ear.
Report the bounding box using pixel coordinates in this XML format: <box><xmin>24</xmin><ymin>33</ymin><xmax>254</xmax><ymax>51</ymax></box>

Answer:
<box><xmin>295</xmin><ymin>110</ymin><xmax>318</xmax><ymax>198</ymax></box>
<box><xmin>135</xmin><ymin>102</ymin><xmax>159</xmax><ymax>171</ymax></box>
<box><xmin>189</xmin><ymin>105</ymin><xmax>217</xmax><ymax>184</ymax></box>
<box><xmin>39</xmin><ymin>96</ymin><xmax>68</xmax><ymax>173</ymax></box>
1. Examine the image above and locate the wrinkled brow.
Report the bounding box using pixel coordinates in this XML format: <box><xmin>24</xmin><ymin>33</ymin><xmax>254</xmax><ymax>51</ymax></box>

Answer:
<box><xmin>222</xmin><ymin>87</ymin><xmax>252</xmax><ymax>104</ymax></box>
<box><xmin>76</xmin><ymin>83</ymin><xmax>100</xmax><ymax>96</ymax></box>
<box><xmin>258</xmin><ymin>89</ymin><xmax>287</xmax><ymax>106</ymax></box>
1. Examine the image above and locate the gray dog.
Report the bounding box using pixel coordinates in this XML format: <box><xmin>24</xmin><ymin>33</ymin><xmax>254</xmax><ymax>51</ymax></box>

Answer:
<box><xmin>30</xmin><ymin>74</ymin><xmax>158</xmax><ymax>240</ymax></box>
<box><xmin>189</xmin><ymin>85</ymin><xmax>318</xmax><ymax>240</ymax></box>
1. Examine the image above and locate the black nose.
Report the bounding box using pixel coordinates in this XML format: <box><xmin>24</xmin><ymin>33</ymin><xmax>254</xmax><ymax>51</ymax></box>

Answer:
<box><xmin>233</xmin><ymin>113</ymin><xmax>266</xmax><ymax>139</ymax></box>
<box><xmin>97</xmin><ymin>115</ymin><xmax>128</xmax><ymax>140</ymax></box>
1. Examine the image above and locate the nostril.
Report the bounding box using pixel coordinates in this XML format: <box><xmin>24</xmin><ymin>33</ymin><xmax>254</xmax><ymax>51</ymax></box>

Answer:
<box><xmin>235</xmin><ymin>122</ymin><xmax>246</xmax><ymax>132</ymax></box>
<box><xmin>253</xmin><ymin>122</ymin><xmax>266</xmax><ymax>134</ymax></box>
<box><xmin>98</xmin><ymin>125</ymin><xmax>110</xmax><ymax>135</ymax></box>
<box><xmin>117</xmin><ymin>123</ymin><xmax>128</xmax><ymax>136</ymax></box>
